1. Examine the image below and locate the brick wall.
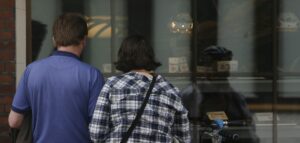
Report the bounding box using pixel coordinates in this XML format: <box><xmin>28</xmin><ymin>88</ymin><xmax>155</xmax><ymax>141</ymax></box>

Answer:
<box><xmin>0</xmin><ymin>0</ymin><xmax>16</xmax><ymax>142</ymax></box>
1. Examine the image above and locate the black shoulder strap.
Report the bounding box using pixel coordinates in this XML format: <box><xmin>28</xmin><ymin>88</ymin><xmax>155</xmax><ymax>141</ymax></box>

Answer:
<box><xmin>121</xmin><ymin>74</ymin><xmax>157</xmax><ymax>143</ymax></box>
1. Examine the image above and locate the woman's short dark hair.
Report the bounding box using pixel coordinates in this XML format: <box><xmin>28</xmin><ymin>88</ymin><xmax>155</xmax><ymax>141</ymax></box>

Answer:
<box><xmin>115</xmin><ymin>35</ymin><xmax>161</xmax><ymax>73</ymax></box>
<box><xmin>53</xmin><ymin>13</ymin><xmax>88</xmax><ymax>47</ymax></box>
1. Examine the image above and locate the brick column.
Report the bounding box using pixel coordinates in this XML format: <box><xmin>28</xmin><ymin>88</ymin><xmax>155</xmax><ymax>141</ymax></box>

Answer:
<box><xmin>0</xmin><ymin>0</ymin><xmax>16</xmax><ymax>142</ymax></box>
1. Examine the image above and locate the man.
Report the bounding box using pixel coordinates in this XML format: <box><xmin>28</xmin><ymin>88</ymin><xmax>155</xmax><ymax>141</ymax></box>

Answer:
<box><xmin>8</xmin><ymin>13</ymin><xmax>105</xmax><ymax>143</ymax></box>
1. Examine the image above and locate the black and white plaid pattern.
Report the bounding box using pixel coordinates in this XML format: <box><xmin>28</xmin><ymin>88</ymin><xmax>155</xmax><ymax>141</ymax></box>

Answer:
<box><xmin>89</xmin><ymin>71</ymin><xmax>191</xmax><ymax>143</ymax></box>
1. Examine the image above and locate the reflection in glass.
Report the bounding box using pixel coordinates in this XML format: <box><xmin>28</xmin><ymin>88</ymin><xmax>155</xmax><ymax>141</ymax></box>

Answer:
<box><xmin>182</xmin><ymin>46</ymin><xmax>259</xmax><ymax>143</ymax></box>
<box><xmin>30</xmin><ymin>0</ymin><xmax>300</xmax><ymax>142</ymax></box>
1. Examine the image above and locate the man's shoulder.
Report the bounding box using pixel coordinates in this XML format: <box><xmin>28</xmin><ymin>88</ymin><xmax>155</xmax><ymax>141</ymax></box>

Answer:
<box><xmin>78</xmin><ymin>61</ymin><xmax>100</xmax><ymax>71</ymax></box>
<box><xmin>28</xmin><ymin>57</ymin><xmax>102</xmax><ymax>75</ymax></box>
<box><xmin>26</xmin><ymin>57</ymin><xmax>49</xmax><ymax>69</ymax></box>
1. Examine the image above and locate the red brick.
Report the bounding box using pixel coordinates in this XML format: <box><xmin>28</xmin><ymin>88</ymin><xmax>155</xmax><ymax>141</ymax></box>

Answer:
<box><xmin>0</xmin><ymin>104</ymin><xmax>4</xmax><ymax>113</ymax></box>
<box><xmin>9</xmin><ymin>0</ymin><xmax>15</xmax><ymax>7</ymax></box>
<box><xmin>0</xmin><ymin>116</ymin><xmax>8</xmax><ymax>125</ymax></box>
<box><xmin>1</xmin><ymin>0</ymin><xmax>15</xmax><ymax>8</ymax></box>
<box><xmin>0</xmin><ymin>11</ymin><xmax>13</xmax><ymax>19</ymax></box>
<box><xmin>0</xmin><ymin>1</ymin><xmax>16</xmax><ymax>142</ymax></box>
<box><xmin>0</xmin><ymin>49</ymin><xmax>14</xmax><ymax>61</ymax></box>
<box><xmin>0</xmin><ymin>85</ymin><xmax>15</xmax><ymax>95</ymax></box>
<box><xmin>0</xmin><ymin>22</ymin><xmax>4</xmax><ymax>29</ymax></box>
<box><xmin>0</xmin><ymin>96</ymin><xmax>13</xmax><ymax>105</ymax></box>
<box><xmin>0</xmin><ymin>125</ymin><xmax>9</xmax><ymax>131</ymax></box>
<box><xmin>4</xmin><ymin>62</ymin><xmax>15</xmax><ymax>73</ymax></box>
<box><xmin>1</xmin><ymin>40</ymin><xmax>15</xmax><ymax>49</ymax></box>
<box><xmin>7</xmin><ymin>41</ymin><xmax>15</xmax><ymax>49</ymax></box>
<box><xmin>0</xmin><ymin>123</ymin><xmax>9</xmax><ymax>130</ymax></box>
<box><xmin>0</xmin><ymin>75</ymin><xmax>13</xmax><ymax>84</ymax></box>
<box><xmin>0</xmin><ymin>42</ymin><xmax>5</xmax><ymax>49</ymax></box>
<box><xmin>0</xmin><ymin>32</ymin><xmax>13</xmax><ymax>40</ymax></box>
<box><xmin>0</xmin><ymin>63</ymin><xmax>4</xmax><ymax>72</ymax></box>
<box><xmin>5</xmin><ymin>20</ymin><xmax>15</xmax><ymax>30</ymax></box>
<box><xmin>4</xmin><ymin>105</ymin><xmax>11</xmax><ymax>113</ymax></box>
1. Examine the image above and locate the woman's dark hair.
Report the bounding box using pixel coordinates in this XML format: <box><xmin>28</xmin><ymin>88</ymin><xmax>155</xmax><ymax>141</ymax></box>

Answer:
<box><xmin>115</xmin><ymin>35</ymin><xmax>161</xmax><ymax>73</ymax></box>
<box><xmin>52</xmin><ymin>13</ymin><xmax>88</xmax><ymax>47</ymax></box>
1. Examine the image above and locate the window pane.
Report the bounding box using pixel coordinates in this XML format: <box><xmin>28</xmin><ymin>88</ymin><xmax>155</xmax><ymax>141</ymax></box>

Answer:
<box><xmin>31</xmin><ymin>0</ymin><xmax>128</xmax><ymax>73</ymax></box>
<box><xmin>30</xmin><ymin>0</ymin><xmax>300</xmax><ymax>142</ymax></box>
<box><xmin>278</xmin><ymin>0</ymin><xmax>300</xmax><ymax>142</ymax></box>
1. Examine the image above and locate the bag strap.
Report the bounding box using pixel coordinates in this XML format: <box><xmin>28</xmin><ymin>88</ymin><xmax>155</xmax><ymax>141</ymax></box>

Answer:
<box><xmin>121</xmin><ymin>74</ymin><xmax>157</xmax><ymax>143</ymax></box>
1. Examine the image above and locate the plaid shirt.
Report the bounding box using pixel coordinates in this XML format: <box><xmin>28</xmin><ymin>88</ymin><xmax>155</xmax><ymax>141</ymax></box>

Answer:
<box><xmin>89</xmin><ymin>71</ymin><xmax>191</xmax><ymax>143</ymax></box>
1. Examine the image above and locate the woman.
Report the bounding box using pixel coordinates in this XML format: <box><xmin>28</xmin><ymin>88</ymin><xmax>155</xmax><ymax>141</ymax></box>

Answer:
<box><xmin>89</xmin><ymin>35</ymin><xmax>191</xmax><ymax>143</ymax></box>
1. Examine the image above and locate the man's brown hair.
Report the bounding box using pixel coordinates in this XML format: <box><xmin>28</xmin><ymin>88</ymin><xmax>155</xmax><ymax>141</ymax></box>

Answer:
<box><xmin>53</xmin><ymin>13</ymin><xmax>88</xmax><ymax>47</ymax></box>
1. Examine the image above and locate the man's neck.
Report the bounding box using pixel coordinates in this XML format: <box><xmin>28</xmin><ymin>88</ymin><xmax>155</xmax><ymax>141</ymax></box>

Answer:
<box><xmin>57</xmin><ymin>46</ymin><xmax>82</xmax><ymax>57</ymax></box>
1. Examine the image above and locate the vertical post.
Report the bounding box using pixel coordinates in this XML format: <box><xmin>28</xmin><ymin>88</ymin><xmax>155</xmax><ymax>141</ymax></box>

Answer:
<box><xmin>272</xmin><ymin>0</ymin><xmax>279</xmax><ymax>143</ymax></box>
<box><xmin>26</xmin><ymin>0</ymin><xmax>32</xmax><ymax>64</ymax></box>
<box><xmin>191</xmin><ymin>0</ymin><xmax>197</xmax><ymax>83</ymax></box>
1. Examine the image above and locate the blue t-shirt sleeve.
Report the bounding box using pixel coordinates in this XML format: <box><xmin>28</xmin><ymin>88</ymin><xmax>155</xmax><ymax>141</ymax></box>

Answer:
<box><xmin>88</xmin><ymin>69</ymin><xmax>105</xmax><ymax>122</ymax></box>
<box><xmin>12</xmin><ymin>68</ymin><xmax>31</xmax><ymax>114</ymax></box>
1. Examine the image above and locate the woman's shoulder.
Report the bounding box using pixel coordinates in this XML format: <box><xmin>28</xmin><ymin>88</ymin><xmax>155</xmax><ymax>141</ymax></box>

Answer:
<box><xmin>105</xmin><ymin>73</ymin><xmax>137</xmax><ymax>89</ymax></box>
<box><xmin>155</xmin><ymin>75</ymin><xmax>180</xmax><ymax>96</ymax></box>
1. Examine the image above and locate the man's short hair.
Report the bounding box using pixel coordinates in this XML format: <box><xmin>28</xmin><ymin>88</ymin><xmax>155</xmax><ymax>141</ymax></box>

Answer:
<box><xmin>115</xmin><ymin>35</ymin><xmax>161</xmax><ymax>73</ymax></box>
<box><xmin>53</xmin><ymin>13</ymin><xmax>88</xmax><ymax>47</ymax></box>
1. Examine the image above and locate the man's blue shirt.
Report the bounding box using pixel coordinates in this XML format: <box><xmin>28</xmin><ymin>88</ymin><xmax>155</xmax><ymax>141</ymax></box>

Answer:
<box><xmin>12</xmin><ymin>51</ymin><xmax>105</xmax><ymax>143</ymax></box>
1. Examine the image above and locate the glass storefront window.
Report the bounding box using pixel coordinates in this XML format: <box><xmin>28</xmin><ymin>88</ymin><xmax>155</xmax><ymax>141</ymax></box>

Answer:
<box><xmin>30</xmin><ymin>0</ymin><xmax>300</xmax><ymax>142</ymax></box>
<box><xmin>277</xmin><ymin>0</ymin><xmax>300</xmax><ymax>142</ymax></box>
<box><xmin>31</xmin><ymin>0</ymin><xmax>127</xmax><ymax>74</ymax></box>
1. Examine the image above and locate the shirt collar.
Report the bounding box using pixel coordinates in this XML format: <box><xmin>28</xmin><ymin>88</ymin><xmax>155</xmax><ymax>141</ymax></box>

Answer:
<box><xmin>51</xmin><ymin>50</ymin><xmax>80</xmax><ymax>60</ymax></box>
<box><xmin>128</xmin><ymin>71</ymin><xmax>154</xmax><ymax>81</ymax></box>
